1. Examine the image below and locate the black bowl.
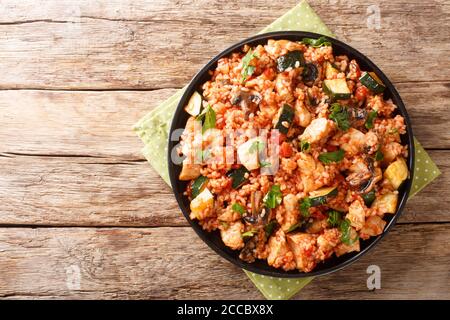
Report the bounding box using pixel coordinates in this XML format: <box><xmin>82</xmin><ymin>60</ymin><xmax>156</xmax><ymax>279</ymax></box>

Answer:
<box><xmin>167</xmin><ymin>31</ymin><xmax>414</xmax><ymax>278</ymax></box>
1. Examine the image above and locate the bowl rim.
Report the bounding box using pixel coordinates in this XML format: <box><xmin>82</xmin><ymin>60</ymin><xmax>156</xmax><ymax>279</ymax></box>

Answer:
<box><xmin>167</xmin><ymin>31</ymin><xmax>415</xmax><ymax>278</ymax></box>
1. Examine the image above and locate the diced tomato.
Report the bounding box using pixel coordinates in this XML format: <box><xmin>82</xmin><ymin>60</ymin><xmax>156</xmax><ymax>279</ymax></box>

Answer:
<box><xmin>278</xmin><ymin>133</ymin><xmax>287</xmax><ymax>144</ymax></box>
<box><xmin>326</xmin><ymin>145</ymin><xmax>338</xmax><ymax>152</ymax></box>
<box><xmin>311</xmin><ymin>210</ymin><xmax>327</xmax><ymax>220</ymax></box>
<box><xmin>279</xmin><ymin>142</ymin><xmax>293</xmax><ymax>158</ymax></box>
<box><xmin>215</xmin><ymin>117</ymin><xmax>225</xmax><ymax>129</ymax></box>
<box><xmin>355</xmin><ymin>85</ymin><xmax>369</xmax><ymax>102</ymax></box>
<box><xmin>263</xmin><ymin>67</ymin><xmax>276</xmax><ymax>80</ymax></box>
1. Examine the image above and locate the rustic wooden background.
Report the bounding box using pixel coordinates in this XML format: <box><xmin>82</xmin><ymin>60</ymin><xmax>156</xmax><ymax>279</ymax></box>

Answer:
<box><xmin>0</xmin><ymin>0</ymin><xmax>449</xmax><ymax>299</ymax></box>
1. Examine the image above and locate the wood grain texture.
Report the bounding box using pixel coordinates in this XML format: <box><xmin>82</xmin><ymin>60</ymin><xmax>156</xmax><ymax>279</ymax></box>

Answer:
<box><xmin>0</xmin><ymin>0</ymin><xmax>448</xmax><ymax>90</ymax></box>
<box><xmin>0</xmin><ymin>224</ymin><xmax>448</xmax><ymax>299</ymax></box>
<box><xmin>0</xmin><ymin>151</ymin><xmax>448</xmax><ymax>227</ymax></box>
<box><xmin>0</xmin><ymin>84</ymin><xmax>448</xmax><ymax>158</ymax></box>
<box><xmin>0</xmin><ymin>0</ymin><xmax>449</xmax><ymax>300</ymax></box>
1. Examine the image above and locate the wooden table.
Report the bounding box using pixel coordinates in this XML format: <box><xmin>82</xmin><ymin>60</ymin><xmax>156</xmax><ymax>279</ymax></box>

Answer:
<box><xmin>0</xmin><ymin>0</ymin><xmax>449</xmax><ymax>299</ymax></box>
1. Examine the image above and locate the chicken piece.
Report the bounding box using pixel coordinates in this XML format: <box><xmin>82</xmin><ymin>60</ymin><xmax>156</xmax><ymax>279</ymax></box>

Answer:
<box><xmin>237</xmin><ymin>137</ymin><xmax>262</xmax><ymax>171</ymax></box>
<box><xmin>267</xmin><ymin>229</ymin><xmax>296</xmax><ymax>271</ymax></box>
<box><xmin>334</xmin><ymin>228</ymin><xmax>360</xmax><ymax>257</ymax></box>
<box><xmin>220</xmin><ymin>221</ymin><xmax>245</xmax><ymax>250</ymax></box>
<box><xmin>179</xmin><ymin>160</ymin><xmax>201</xmax><ymax>181</ymax></box>
<box><xmin>217</xmin><ymin>205</ymin><xmax>242</xmax><ymax>223</ymax></box>
<box><xmin>338</xmin><ymin>128</ymin><xmax>365</xmax><ymax>156</ymax></box>
<box><xmin>277</xmin><ymin>194</ymin><xmax>300</xmax><ymax>232</ymax></box>
<box><xmin>296</xmin><ymin>153</ymin><xmax>325</xmax><ymax>193</ymax></box>
<box><xmin>360</xmin><ymin>215</ymin><xmax>387</xmax><ymax>240</ymax></box>
<box><xmin>364</xmin><ymin>131</ymin><xmax>379</xmax><ymax>154</ymax></box>
<box><xmin>274</xmin><ymin>72</ymin><xmax>294</xmax><ymax>102</ymax></box>
<box><xmin>306</xmin><ymin>219</ymin><xmax>329</xmax><ymax>234</ymax></box>
<box><xmin>294</xmin><ymin>99</ymin><xmax>312</xmax><ymax>127</ymax></box>
<box><xmin>381</xmin><ymin>142</ymin><xmax>403</xmax><ymax>164</ymax></box>
<box><xmin>190</xmin><ymin>188</ymin><xmax>214</xmax><ymax>220</ymax></box>
<box><xmin>300</xmin><ymin>118</ymin><xmax>335</xmax><ymax>144</ymax></box>
<box><xmin>286</xmin><ymin>233</ymin><xmax>318</xmax><ymax>272</ymax></box>
<box><xmin>316</xmin><ymin>228</ymin><xmax>341</xmax><ymax>261</ymax></box>
<box><xmin>264</xmin><ymin>39</ymin><xmax>304</xmax><ymax>57</ymax></box>
<box><xmin>346</xmin><ymin>200</ymin><xmax>366</xmax><ymax>231</ymax></box>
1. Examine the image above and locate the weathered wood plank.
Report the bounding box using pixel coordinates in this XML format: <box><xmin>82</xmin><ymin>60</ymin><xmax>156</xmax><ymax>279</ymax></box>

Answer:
<box><xmin>0</xmin><ymin>84</ymin><xmax>448</xmax><ymax>160</ymax></box>
<box><xmin>0</xmin><ymin>224</ymin><xmax>448</xmax><ymax>299</ymax></box>
<box><xmin>0</xmin><ymin>0</ymin><xmax>448</xmax><ymax>89</ymax></box>
<box><xmin>0</xmin><ymin>151</ymin><xmax>447</xmax><ymax>227</ymax></box>
<box><xmin>0</xmin><ymin>89</ymin><xmax>177</xmax><ymax>158</ymax></box>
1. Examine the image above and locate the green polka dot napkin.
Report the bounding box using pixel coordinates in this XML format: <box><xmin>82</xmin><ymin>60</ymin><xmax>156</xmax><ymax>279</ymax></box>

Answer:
<box><xmin>133</xmin><ymin>0</ymin><xmax>441</xmax><ymax>300</ymax></box>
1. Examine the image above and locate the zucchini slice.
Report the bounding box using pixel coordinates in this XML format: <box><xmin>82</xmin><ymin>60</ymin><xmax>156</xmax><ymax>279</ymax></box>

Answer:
<box><xmin>190</xmin><ymin>187</ymin><xmax>214</xmax><ymax>219</ymax></box>
<box><xmin>191</xmin><ymin>175</ymin><xmax>208</xmax><ymax>199</ymax></box>
<box><xmin>309</xmin><ymin>186</ymin><xmax>338</xmax><ymax>206</ymax></box>
<box><xmin>325</xmin><ymin>62</ymin><xmax>339</xmax><ymax>79</ymax></box>
<box><xmin>227</xmin><ymin>166</ymin><xmax>250</xmax><ymax>189</ymax></box>
<box><xmin>360</xmin><ymin>72</ymin><xmax>385</xmax><ymax>94</ymax></box>
<box><xmin>323</xmin><ymin>79</ymin><xmax>351</xmax><ymax>100</ymax></box>
<box><xmin>184</xmin><ymin>91</ymin><xmax>203</xmax><ymax>116</ymax></box>
<box><xmin>384</xmin><ymin>158</ymin><xmax>408</xmax><ymax>190</ymax></box>
<box><xmin>274</xmin><ymin>104</ymin><xmax>295</xmax><ymax>135</ymax></box>
<box><xmin>276</xmin><ymin>50</ymin><xmax>305</xmax><ymax>72</ymax></box>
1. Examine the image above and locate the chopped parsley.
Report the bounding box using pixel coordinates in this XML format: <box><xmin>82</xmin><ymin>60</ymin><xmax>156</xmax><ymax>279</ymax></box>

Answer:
<box><xmin>302</xmin><ymin>36</ymin><xmax>332</xmax><ymax>48</ymax></box>
<box><xmin>264</xmin><ymin>220</ymin><xmax>278</xmax><ymax>237</ymax></box>
<box><xmin>365</xmin><ymin>110</ymin><xmax>377</xmax><ymax>129</ymax></box>
<box><xmin>299</xmin><ymin>197</ymin><xmax>312</xmax><ymax>218</ymax></box>
<box><xmin>318</xmin><ymin>149</ymin><xmax>345</xmax><ymax>164</ymax></box>
<box><xmin>327</xmin><ymin>210</ymin><xmax>342</xmax><ymax>227</ymax></box>
<box><xmin>340</xmin><ymin>218</ymin><xmax>359</xmax><ymax>245</ymax></box>
<box><xmin>241</xmin><ymin>49</ymin><xmax>258</xmax><ymax>83</ymax></box>
<box><xmin>329</xmin><ymin>103</ymin><xmax>350</xmax><ymax>131</ymax></box>
<box><xmin>241</xmin><ymin>230</ymin><xmax>257</xmax><ymax>238</ymax></box>
<box><xmin>375</xmin><ymin>147</ymin><xmax>384</xmax><ymax>161</ymax></box>
<box><xmin>249</xmin><ymin>140</ymin><xmax>265</xmax><ymax>154</ymax></box>
<box><xmin>264</xmin><ymin>185</ymin><xmax>283</xmax><ymax>209</ymax></box>
<box><xmin>196</xmin><ymin>104</ymin><xmax>216</xmax><ymax>133</ymax></box>
<box><xmin>232</xmin><ymin>203</ymin><xmax>246</xmax><ymax>215</ymax></box>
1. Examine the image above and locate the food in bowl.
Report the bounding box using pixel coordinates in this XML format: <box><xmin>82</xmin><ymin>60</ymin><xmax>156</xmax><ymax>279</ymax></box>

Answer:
<box><xmin>176</xmin><ymin>36</ymin><xmax>409</xmax><ymax>272</ymax></box>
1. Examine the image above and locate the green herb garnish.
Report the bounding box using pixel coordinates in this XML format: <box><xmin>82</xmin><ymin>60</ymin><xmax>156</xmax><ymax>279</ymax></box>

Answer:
<box><xmin>232</xmin><ymin>203</ymin><xmax>246</xmax><ymax>215</ymax></box>
<box><xmin>264</xmin><ymin>185</ymin><xmax>283</xmax><ymax>209</ymax></box>
<box><xmin>340</xmin><ymin>218</ymin><xmax>359</xmax><ymax>245</ymax></box>
<box><xmin>375</xmin><ymin>147</ymin><xmax>384</xmax><ymax>161</ymax></box>
<box><xmin>361</xmin><ymin>190</ymin><xmax>376</xmax><ymax>207</ymax></box>
<box><xmin>259</xmin><ymin>160</ymin><xmax>272</xmax><ymax>168</ymax></box>
<box><xmin>302</xmin><ymin>36</ymin><xmax>332</xmax><ymax>48</ymax></box>
<box><xmin>241</xmin><ymin>49</ymin><xmax>258</xmax><ymax>83</ymax></box>
<box><xmin>299</xmin><ymin>197</ymin><xmax>312</xmax><ymax>218</ymax></box>
<box><xmin>195</xmin><ymin>149</ymin><xmax>211</xmax><ymax>162</ymax></box>
<box><xmin>318</xmin><ymin>149</ymin><xmax>345</xmax><ymax>164</ymax></box>
<box><xmin>287</xmin><ymin>222</ymin><xmax>303</xmax><ymax>233</ymax></box>
<box><xmin>329</xmin><ymin>103</ymin><xmax>350</xmax><ymax>131</ymax></box>
<box><xmin>365</xmin><ymin>110</ymin><xmax>377</xmax><ymax>129</ymax></box>
<box><xmin>327</xmin><ymin>210</ymin><xmax>342</xmax><ymax>227</ymax></box>
<box><xmin>197</xmin><ymin>104</ymin><xmax>216</xmax><ymax>133</ymax></box>
<box><xmin>191</xmin><ymin>176</ymin><xmax>208</xmax><ymax>199</ymax></box>
<box><xmin>249</xmin><ymin>140</ymin><xmax>265</xmax><ymax>154</ymax></box>
<box><xmin>242</xmin><ymin>230</ymin><xmax>257</xmax><ymax>238</ymax></box>
<box><xmin>264</xmin><ymin>220</ymin><xmax>278</xmax><ymax>237</ymax></box>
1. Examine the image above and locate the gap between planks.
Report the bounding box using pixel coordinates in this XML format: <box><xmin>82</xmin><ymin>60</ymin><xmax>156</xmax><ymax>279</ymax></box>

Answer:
<box><xmin>0</xmin><ymin>80</ymin><xmax>448</xmax><ymax>91</ymax></box>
